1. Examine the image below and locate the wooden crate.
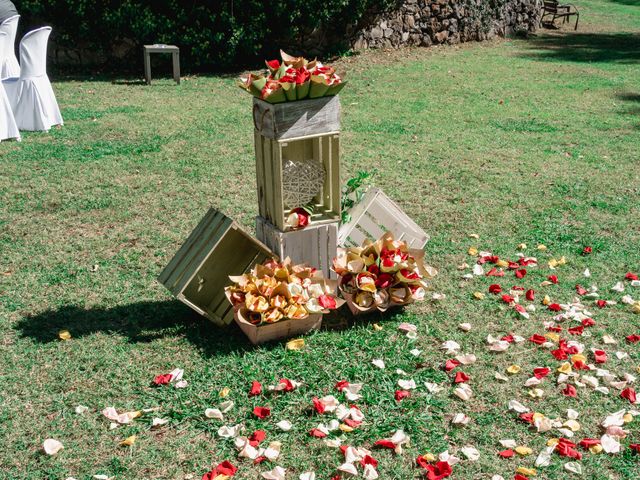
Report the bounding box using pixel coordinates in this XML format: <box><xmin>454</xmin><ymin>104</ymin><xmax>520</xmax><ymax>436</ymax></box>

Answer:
<box><xmin>338</xmin><ymin>188</ymin><xmax>429</xmax><ymax>249</ymax></box>
<box><xmin>235</xmin><ymin>308</ymin><xmax>322</xmax><ymax>345</ymax></box>
<box><xmin>255</xmin><ymin>216</ymin><xmax>338</xmax><ymax>279</ymax></box>
<box><xmin>158</xmin><ymin>208</ymin><xmax>275</xmax><ymax>326</ymax></box>
<box><xmin>253</xmin><ymin>96</ymin><xmax>340</xmax><ymax>141</ymax></box>
<box><xmin>255</xmin><ymin>132</ymin><xmax>341</xmax><ymax>231</ymax></box>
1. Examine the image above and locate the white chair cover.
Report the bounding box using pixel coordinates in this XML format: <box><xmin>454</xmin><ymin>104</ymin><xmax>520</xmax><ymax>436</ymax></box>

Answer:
<box><xmin>3</xmin><ymin>26</ymin><xmax>63</xmax><ymax>131</ymax></box>
<box><xmin>0</xmin><ymin>32</ymin><xmax>20</xmax><ymax>141</ymax></box>
<box><xmin>0</xmin><ymin>15</ymin><xmax>20</xmax><ymax>80</ymax></box>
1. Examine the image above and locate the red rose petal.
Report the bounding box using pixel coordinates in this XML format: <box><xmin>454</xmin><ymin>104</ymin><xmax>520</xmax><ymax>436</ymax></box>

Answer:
<box><xmin>515</xmin><ymin>269</ymin><xmax>527</xmax><ymax>279</ymax></box>
<box><xmin>395</xmin><ymin>390</ymin><xmax>410</xmax><ymax>401</ymax></box>
<box><xmin>253</xmin><ymin>406</ymin><xmax>270</xmax><ymax>419</ymax></box>
<box><xmin>562</xmin><ymin>385</ymin><xmax>577</xmax><ymax>397</ymax></box>
<box><xmin>533</xmin><ymin>367</ymin><xmax>551</xmax><ymax>379</ymax></box>
<box><xmin>498</xmin><ymin>449</ymin><xmax>515</xmax><ymax>458</ymax></box>
<box><xmin>621</xmin><ymin>387</ymin><xmax>637</xmax><ymax>404</ymax></box>
<box><xmin>249</xmin><ymin>381</ymin><xmax>262</xmax><ymax>396</ymax></box>
<box><xmin>525</xmin><ymin>289</ymin><xmax>535</xmax><ymax>301</ymax></box>
<box><xmin>548</xmin><ymin>275</ymin><xmax>558</xmax><ymax>284</ymax></box>
<box><xmin>489</xmin><ymin>284</ymin><xmax>502</xmax><ymax>294</ymax></box>
<box><xmin>454</xmin><ymin>371</ymin><xmax>470</xmax><ymax>383</ymax></box>
<box><xmin>309</xmin><ymin>428</ymin><xmax>327</xmax><ymax>438</ymax></box>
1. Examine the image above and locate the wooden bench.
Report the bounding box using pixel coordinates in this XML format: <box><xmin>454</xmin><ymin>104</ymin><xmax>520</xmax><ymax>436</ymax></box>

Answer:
<box><xmin>542</xmin><ymin>1</ymin><xmax>580</xmax><ymax>30</ymax></box>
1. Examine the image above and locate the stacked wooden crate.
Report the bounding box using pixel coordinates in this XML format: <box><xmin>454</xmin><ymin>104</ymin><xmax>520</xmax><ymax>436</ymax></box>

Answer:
<box><xmin>253</xmin><ymin>96</ymin><xmax>341</xmax><ymax>279</ymax></box>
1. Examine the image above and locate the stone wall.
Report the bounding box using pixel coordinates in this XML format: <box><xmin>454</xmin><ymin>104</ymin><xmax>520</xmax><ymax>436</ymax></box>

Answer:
<box><xmin>352</xmin><ymin>0</ymin><xmax>542</xmax><ymax>50</ymax></box>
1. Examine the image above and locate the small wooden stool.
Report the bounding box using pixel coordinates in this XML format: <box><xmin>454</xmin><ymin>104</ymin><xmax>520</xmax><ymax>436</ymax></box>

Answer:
<box><xmin>143</xmin><ymin>44</ymin><xmax>180</xmax><ymax>85</ymax></box>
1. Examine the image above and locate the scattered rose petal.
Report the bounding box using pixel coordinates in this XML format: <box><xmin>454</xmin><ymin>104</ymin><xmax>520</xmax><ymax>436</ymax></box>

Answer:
<box><xmin>43</xmin><ymin>438</ymin><xmax>64</xmax><ymax>455</ymax></box>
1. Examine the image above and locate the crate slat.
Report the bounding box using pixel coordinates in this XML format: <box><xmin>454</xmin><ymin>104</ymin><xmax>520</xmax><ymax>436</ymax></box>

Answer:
<box><xmin>338</xmin><ymin>188</ymin><xmax>429</xmax><ymax>249</ymax></box>
<box><xmin>158</xmin><ymin>208</ymin><xmax>275</xmax><ymax>326</ymax></box>
<box><xmin>253</xmin><ymin>96</ymin><xmax>341</xmax><ymax>140</ymax></box>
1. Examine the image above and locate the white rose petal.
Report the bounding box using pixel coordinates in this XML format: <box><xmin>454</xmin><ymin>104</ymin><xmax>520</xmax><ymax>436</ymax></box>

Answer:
<box><xmin>461</xmin><ymin>446</ymin><xmax>480</xmax><ymax>461</ymax></box>
<box><xmin>75</xmin><ymin>405</ymin><xmax>89</xmax><ymax>415</ymax></box>
<box><xmin>262</xmin><ymin>466</ymin><xmax>287</xmax><ymax>480</ymax></box>
<box><xmin>205</xmin><ymin>408</ymin><xmax>224</xmax><ymax>420</ymax></box>
<box><xmin>372</xmin><ymin>359</ymin><xmax>385</xmax><ymax>369</ymax></box>
<box><xmin>43</xmin><ymin>438</ymin><xmax>64</xmax><ymax>455</ymax></box>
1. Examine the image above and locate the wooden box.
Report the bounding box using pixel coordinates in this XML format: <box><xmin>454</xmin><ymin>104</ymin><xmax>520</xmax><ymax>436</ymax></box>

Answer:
<box><xmin>253</xmin><ymin>96</ymin><xmax>340</xmax><ymax>141</ymax></box>
<box><xmin>338</xmin><ymin>188</ymin><xmax>429</xmax><ymax>249</ymax></box>
<box><xmin>255</xmin><ymin>216</ymin><xmax>338</xmax><ymax>280</ymax></box>
<box><xmin>158</xmin><ymin>208</ymin><xmax>274</xmax><ymax>326</ymax></box>
<box><xmin>235</xmin><ymin>308</ymin><xmax>322</xmax><ymax>345</ymax></box>
<box><xmin>255</xmin><ymin>131</ymin><xmax>341</xmax><ymax>231</ymax></box>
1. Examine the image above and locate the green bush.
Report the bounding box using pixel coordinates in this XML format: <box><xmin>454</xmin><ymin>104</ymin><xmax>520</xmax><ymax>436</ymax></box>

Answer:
<box><xmin>19</xmin><ymin>0</ymin><xmax>398</xmax><ymax>71</ymax></box>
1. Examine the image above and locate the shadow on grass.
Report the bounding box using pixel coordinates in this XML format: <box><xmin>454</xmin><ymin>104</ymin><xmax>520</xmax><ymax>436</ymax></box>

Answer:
<box><xmin>15</xmin><ymin>300</ymin><xmax>255</xmax><ymax>356</ymax></box>
<box><xmin>14</xmin><ymin>299</ymin><xmax>363</xmax><ymax>356</ymax></box>
<box><xmin>520</xmin><ymin>32</ymin><xmax>640</xmax><ymax>63</ymax></box>
<box><xmin>616</xmin><ymin>91</ymin><xmax>640</xmax><ymax>127</ymax></box>
<box><xmin>606</xmin><ymin>0</ymin><xmax>640</xmax><ymax>5</ymax></box>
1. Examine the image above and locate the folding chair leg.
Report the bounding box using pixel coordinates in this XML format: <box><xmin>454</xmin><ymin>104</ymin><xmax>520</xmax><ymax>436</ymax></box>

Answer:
<box><xmin>574</xmin><ymin>13</ymin><xmax>579</xmax><ymax>30</ymax></box>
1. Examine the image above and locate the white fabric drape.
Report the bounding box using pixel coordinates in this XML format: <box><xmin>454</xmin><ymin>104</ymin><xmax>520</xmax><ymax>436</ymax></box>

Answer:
<box><xmin>0</xmin><ymin>31</ymin><xmax>20</xmax><ymax>141</ymax></box>
<box><xmin>0</xmin><ymin>15</ymin><xmax>20</xmax><ymax>80</ymax></box>
<box><xmin>3</xmin><ymin>26</ymin><xmax>63</xmax><ymax>132</ymax></box>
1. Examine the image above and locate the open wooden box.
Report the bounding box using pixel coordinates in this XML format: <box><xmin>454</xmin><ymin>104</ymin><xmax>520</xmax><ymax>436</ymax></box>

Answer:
<box><xmin>338</xmin><ymin>188</ymin><xmax>429</xmax><ymax>249</ymax></box>
<box><xmin>255</xmin><ymin>216</ymin><xmax>338</xmax><ymax>280</ymax></box>
<box><xmin>253</xmin><ymin>96</ymin><xmax>341</xmax><ymax>232</ymax></box>
<box><xmin>158</xmin><ymin>208</ymin><xmax>274</xmax><ymax>326</ymax></box>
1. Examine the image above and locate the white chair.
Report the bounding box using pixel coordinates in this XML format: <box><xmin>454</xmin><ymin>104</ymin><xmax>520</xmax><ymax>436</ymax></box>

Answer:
<box><xmin>0</xmin><ymin>32</ymin><xmax>20</xmax><ymax>141</ymax></box>
<box><xmin>3</xmin><ymin>27</ymin><xmax>63</xmax><ymax>131</ymax></box>
<box><xmin>0</xmin><ymin>15</ymin><xmax>20</xmax><ymax>79</ymax></box>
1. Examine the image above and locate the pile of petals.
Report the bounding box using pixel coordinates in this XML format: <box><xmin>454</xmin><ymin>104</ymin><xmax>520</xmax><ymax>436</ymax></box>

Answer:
<box><xmin>226</xmin><ymin>257</ymin><xmax>342</xmax><ymax>325</ymax></box>
<box><xmin>333</xmin><ymin>231</ymin><xmax>437</xmax><ymax>313</ymax></box>
<box><xmin>239</xmin><ymin>50</ymin><xmax>345</xmax><ymax>103</ymax></box>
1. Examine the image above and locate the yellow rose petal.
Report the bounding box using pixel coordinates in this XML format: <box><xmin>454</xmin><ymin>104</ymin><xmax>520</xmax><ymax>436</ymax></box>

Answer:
<box><xmin>496</xmin><ymin>260</ymin><xmax>510</xmax><ymax>268</ymax></box>
<box><xmin>589</xmin><ymin>444</ymin><xmax>603</xmax><ymax>454</ymax></box>
<box><xmin>507</xmin><ymin>365</ymin><xmax>521</xmax><ymax>374</ymax></box>
<box><xmin>547</xmin><ymin>438</ymin><xmax>560</xmax><ymax>447</ymax></box>
<box><xmin>339</xmin><ymin>424</ymin><xmax>354</xmax><ymax>432</ymax></box>
<box><xmin>548</xmin><ymin>259</ymin><xmax>559</xmax><ymax>268</ymax></box>
<box><xmin>564</xmin><ymin>419</ymin><xmax>580</xmax><ymax>432</ymax></box>
<box><xmin>516</xmin><ymin>466</ymin><xmax>537</xmax><ymax>476</ymax></box>
<box><xmin>542</xmin><ymin>295</ymin><xmax>551</xmax><ymax>305</ymax></box>
<box><xmin>420</xmin><ymin>453</ymin><xmax>436</xmax><ymax>463</ymax></box>
<box><xmin>120</xmin><ymin>435</ymin><xmax>136</xmax><ymax>447</ymax></box>
<box><xmin>518</xmin><ymin>243</ymin><xmax>527</xmax><ymax>250</ymax></box>
<box><xmin>632</xmin><ymin>303</ymin><xmax>640</xmax><ymax>314</ymax></box>
<box><xmin>468</xmin><ymin>233</ymin><xmax>480</xmax><ymax>239</ymax></box>
<box><xmin>528</xmin><ymin>388</ymin><xmax>544</xmax><ymax>398</ymax></box>
<box><xmin>286</xmin><ymin>338</ymin><xmax>305</xmax><ymax>350</ymax></box>
<box><xmin>373</xmin><ymin>323</ymin><xmax>383</xmax><ymax>331</ymax></box>
<box><xmin>537</xmin><ymin>244</ymin><xmax>547</xmax><ymax>251</ymax></box>
<box><xmin>558</xmin><ymin>362</ymin><xmax>572</xmax><ymax>374</ymax></box>
<box><xmin>545</xmin><ymin>332</ymin><xmax>559</xmax><ymax>342</ymax></box>
<box><xmin>623</xmin><ymin>413</ymin><xmax>633</xmax><ymax>424</ymax></box>
<box><xmin>219</xmin><ymin>387</ymin><xmax>231</xmax><ymax>398</ymax></box>
<box><xmin>58</xmin><ymin>330</ymin><xmax>72</xmax><ymax>341</ymax></box>
<box><xmin>571</xmin><ymin>354</ymin><xmax>586</xmax><ymax>364</ymax></box>
<box><xmin>532</xmin><ymin>412</ymin><xmax>545</xmax><ymax>423</ymax></box>
<box><xmin>515</xmin><ymin>446</ymin><xmax>533</xmax><ymax>456</ymax></box>
<box><xmin>468</xmin><ymin>247</ymin><xmax>478</xmax><ymax>256</ymax></box>
<box><xmin>558</xmin><ymin>256</ymin><xmax>567</xmax><ymax>265</ymax></box>
<box><xmin>473</xmin><ymin>292</ymin><xmax>485</xmax><ymax>300</ymax></box>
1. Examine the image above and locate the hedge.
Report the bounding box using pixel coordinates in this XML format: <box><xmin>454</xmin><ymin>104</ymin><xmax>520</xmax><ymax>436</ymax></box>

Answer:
<box><xmin>18</xmin><ymin>0</ymin><xmax>399</xmax><ymax>71</ymax></box>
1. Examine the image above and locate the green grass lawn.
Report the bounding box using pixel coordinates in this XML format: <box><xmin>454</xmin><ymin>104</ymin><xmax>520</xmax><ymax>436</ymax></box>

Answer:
<box><xmin>1</xmin><ymin>1</ymin><xmax>640</xmax><ymax>478</ymax></box>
